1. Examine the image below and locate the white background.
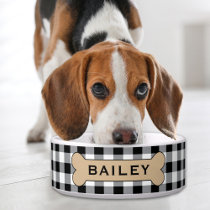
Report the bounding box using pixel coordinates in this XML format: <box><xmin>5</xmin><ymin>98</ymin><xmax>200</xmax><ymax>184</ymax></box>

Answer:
<box><xmin>135</xmin><ymin>0</ymin><xmax>210</xmax><ymax>87</ymax></box>
<box><xmin>0</xmin><ymin>1</ymin><xmax>210</xmax><ymax>210</ymax></box>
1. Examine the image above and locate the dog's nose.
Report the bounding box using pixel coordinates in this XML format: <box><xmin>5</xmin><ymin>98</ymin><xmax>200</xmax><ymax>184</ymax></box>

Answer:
<box><xmin>112</xmin><ymin>129</ymin><xmax>138</xmax><ymax>144</ymax></box>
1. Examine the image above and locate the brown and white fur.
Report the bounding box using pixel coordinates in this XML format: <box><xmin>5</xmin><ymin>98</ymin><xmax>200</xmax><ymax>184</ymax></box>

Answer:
<box><xmin>27</xmin><ymin>0</ymin><xmax>183</xmax><ymax>144</ymax></box>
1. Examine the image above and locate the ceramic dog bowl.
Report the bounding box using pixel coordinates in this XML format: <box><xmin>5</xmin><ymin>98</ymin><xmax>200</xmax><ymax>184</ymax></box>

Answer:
<box><xmin>51</xmin><ymin>133</ymin><xmax>186</xmax><ymax>199</ymax></box>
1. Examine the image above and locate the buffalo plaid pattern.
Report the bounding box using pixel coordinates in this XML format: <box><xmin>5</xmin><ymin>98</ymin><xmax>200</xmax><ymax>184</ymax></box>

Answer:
<box><xmin>51</xmin><ymin>141</ymin><xmax>186</xmax><ymax>195</ymax></box>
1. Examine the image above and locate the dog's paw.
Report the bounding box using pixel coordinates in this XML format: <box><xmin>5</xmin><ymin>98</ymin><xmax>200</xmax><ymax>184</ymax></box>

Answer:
<box><xmin>27</xmin><ymin>128</ymin><xmax>46</xmax><ymax>143</ymax></box>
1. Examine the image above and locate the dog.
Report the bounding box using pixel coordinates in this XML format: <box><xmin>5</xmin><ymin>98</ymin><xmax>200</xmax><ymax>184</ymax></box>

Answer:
<box><xmin>27</xmin><ymin>0</ymin><xmax>183</xmax><ymax>144</ymax></box>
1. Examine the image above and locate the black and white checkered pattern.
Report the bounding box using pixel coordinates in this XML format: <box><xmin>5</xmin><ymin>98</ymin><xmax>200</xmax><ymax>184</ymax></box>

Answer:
<box><xmin>51</xmin><ymin>141</ymin><xmax>186</xmax><ymax>195</ymax></box>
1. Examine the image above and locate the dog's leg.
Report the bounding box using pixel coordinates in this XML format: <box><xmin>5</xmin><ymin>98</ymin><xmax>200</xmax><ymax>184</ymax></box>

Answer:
<box><xmin>128</xmin><ymin>2</ymin><xmax>144</xmax><ymax>46</ymax></box>
<box><xmin>28</xmin><ymin>37</ymin><xmax>71</xmax><ymax>142</ymax></box>
<box><xmin>27</xmin><ymin>36</ymin><xmax>50</xmax><ymax>142</ymax></box>
<box><xmin>27</xmin><ymin>1</ymin><xmax>49</xmax><ymax>142</ymax></box>
<box><xmin>28</xmin><ymin>1</ymin><xmax>74</xmax><ymax>141</ymax></box>
<box><xmin>27</xmin><ymin>38</ymin><xmax>71</xmax><ymax>142</ymax></box>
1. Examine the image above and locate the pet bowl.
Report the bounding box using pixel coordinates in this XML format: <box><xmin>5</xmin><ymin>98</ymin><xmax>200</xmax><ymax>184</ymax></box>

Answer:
<box><xmin>51</xmin><ymin>133</ymin><xmax>186</xmax><ymax>199</ymax></box>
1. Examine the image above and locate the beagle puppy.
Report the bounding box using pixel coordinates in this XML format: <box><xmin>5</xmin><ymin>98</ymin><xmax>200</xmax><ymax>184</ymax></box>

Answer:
<box><xmin>27</xmin><ymin>0</ymin><xmax>183</xmax><ymax>145</ymax></box>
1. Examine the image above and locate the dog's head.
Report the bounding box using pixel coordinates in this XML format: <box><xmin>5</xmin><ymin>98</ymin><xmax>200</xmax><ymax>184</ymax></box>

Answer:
<box><xmin>42</xmin><ymin>41</ymin><xmax>183</xmax><ymax>144</ymax></box>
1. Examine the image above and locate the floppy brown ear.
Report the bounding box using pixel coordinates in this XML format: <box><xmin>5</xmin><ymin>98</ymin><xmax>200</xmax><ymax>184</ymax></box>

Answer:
<box><xmin>145</xmin><ymin>54</ymin><xmax>183</xmax><ymax>139</ymax></box>
<box><xmin>42</xmin><ymin>51</ymin><xmax>90</xmax><ymax>140</ymax></box>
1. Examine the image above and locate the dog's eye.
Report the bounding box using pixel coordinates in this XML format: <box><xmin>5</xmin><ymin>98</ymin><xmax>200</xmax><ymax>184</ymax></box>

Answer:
<box><xmin>135</xmin><ymin>83</ymin><xmax>148</xmax><ymax>100</ymax></box>
<box><xmin>91</xmin><ymin>83</ymin><xmax>109</xmax><ymax>99</ymax></box>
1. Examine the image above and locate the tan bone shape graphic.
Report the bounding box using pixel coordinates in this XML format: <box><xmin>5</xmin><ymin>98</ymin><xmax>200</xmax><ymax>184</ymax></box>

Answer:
<box><xmin>72</xmin><ymin>152</ymin><xmax>165</xmax><ymax>186</ymax></box>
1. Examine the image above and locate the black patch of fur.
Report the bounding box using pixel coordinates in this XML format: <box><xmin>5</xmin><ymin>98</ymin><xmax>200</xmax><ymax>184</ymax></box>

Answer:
<box><xmin>69</xmin><ymin>0</ymin><xmax>131</xmax><ymax>53</ymax></box>
<box><xmin>71</xmin><ymin>0</ymin><xmax>105</xmax><ymax>52</ymax></box>
<box><xmin>38</xmin><ymin>0</ymin><xmax>132</xmax><ymax>54</ymax></box>
<box><xmin>120</xmin><ymin>39</ymin><xmax>132</xmax><ymax>44</ymax></box>
<box><xmin>39</xmin><ymin>0</ymin><xmax>57</xmax><ymax>20</ymax></box>
<box><xmin>83</xmin><ymin>32</ymin><xmax>108</xmax><ymax>50</ymax></box>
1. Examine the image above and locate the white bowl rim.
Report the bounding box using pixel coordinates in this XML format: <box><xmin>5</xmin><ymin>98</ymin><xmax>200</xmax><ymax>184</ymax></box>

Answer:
<box><xmin>51</xmin><ymin>132</ymin><xmax>186</xmax><ymax>148</ymax></box>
